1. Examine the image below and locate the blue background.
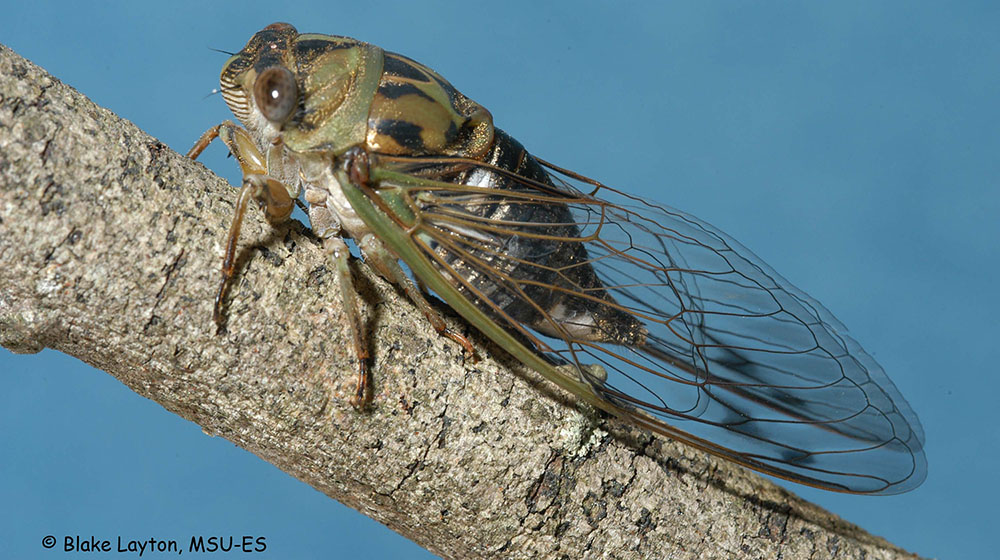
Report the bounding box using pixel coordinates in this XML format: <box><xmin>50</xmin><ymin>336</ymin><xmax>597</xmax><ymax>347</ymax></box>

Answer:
<box><xmin>2</xmin><ymin>2</ymin><xmax>997</xmax><ymax>558</ymax></box>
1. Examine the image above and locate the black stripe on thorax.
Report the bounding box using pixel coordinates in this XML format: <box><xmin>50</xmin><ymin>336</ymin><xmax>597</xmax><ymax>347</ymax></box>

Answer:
<box><xmin>375</xmin><ymin>119</ymin><xmax>426</xmax><ymax>151</ymax></box>
<box><xmin>379</xmin><ymin>81</ymin><xmax>437</xmax><ymax>103</ymax></box>
<box><xmin>383</xmin><ymin>53</ymin><xmax>432</xmax><ymax>82</ymax></box>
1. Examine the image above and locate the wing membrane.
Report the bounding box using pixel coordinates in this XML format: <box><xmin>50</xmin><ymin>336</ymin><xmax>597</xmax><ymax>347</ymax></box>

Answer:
<box><xmin>372</xmin><ymin>153</ymin><xmax>926</xmax><ymax>494</ymax></box>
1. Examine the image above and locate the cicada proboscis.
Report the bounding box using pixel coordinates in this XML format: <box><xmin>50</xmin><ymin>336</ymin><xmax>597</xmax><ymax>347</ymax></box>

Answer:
<box><xmin>188</xmin><ymin>23</ymin><xmax>925</xmax><ymax>495</ymax></box>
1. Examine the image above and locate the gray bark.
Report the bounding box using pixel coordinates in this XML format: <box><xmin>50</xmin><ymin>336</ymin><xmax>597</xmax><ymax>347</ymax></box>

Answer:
<box><xmin>0</xmin><ymin>44</ymin><xmax>923</xmax><ymax>560</ymax></box>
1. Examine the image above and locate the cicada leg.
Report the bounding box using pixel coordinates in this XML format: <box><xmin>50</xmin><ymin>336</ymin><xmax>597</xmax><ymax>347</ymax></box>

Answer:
<box><xmin>344</xmin><ymin>147</ymin><xmax>478</xmax><ymax>363</ymax></box>
<box><xmin>315</xmin><ymin>236</ymin><xmax>372</xmax><ymax>410</ymax></box>
<box><xmin>187</xmin><ymin>121</ymin><xmax>295</xmax><ymax>328</ymax></box>
<box><xmin>358</xmin><ymin>233</ymin><xmax>478</xmax><ymax>362</ymax></box>
<box><xmin>294</xmin><ymin>185</ymin><xmax>378</xmax><ymax>411</ymax></box>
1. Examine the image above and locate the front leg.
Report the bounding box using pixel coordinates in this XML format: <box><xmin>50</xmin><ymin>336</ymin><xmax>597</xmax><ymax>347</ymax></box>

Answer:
<box><xmin>188</xmin><ymin>122</ymin><xmax>295</xmax><ymax>328</ymax></box>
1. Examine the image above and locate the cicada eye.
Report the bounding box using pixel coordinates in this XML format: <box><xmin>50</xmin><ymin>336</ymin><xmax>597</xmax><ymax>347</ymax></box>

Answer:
<box><xmin>253</xmin><ymin>66</ymin><xmax>297</xmax><ymax>124</ymax></box>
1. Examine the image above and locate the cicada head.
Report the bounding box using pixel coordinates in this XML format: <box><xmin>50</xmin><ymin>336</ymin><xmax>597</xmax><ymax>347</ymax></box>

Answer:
<box><xmin>218</xmin><ymin>22</ymin><xmax>385</xmax><ymax>155</ymax></box>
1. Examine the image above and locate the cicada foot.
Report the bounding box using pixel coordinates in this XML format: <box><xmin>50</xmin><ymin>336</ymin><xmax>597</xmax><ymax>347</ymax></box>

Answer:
<box><xmin>187</xmin><ymin>122</ymin><xmax>295</xmax><ymax>331</ymax></box>
<box><xmin>349</xmin><ymin>354</ymin><xmax>373</xmax><ymax>411</ymax></box>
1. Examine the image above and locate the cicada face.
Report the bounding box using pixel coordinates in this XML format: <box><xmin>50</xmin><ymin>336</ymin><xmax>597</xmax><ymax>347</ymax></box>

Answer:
<box><xmin>193</xmin><ymin>23</ymin><xmax>926</xmax><ymax>495</ymax></box>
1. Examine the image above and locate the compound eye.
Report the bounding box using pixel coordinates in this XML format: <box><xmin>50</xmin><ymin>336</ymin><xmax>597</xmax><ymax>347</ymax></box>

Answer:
<box><xmin>253</xmin><ymin>66</ymin><xmax>297</xmax><ymax>124</ymax></box>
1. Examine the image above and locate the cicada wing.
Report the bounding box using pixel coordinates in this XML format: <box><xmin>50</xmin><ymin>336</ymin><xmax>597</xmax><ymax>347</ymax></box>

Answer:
<box><xmin>370</xmin><ymin>153</ymin><xmax>926</xmax><ymax>494</ymax></box>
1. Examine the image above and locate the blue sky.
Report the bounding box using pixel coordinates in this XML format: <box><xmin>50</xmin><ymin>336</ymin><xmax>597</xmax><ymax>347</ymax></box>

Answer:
<box><xmin>2</xmin><ymin>2</ymin><xmax>998</xmax><ymax>558</ymax></box>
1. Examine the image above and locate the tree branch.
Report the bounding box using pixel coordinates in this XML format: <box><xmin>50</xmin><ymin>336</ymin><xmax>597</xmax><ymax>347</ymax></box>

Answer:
<box><xmin>0</xmin><ymin>44</ymin><xmax>923</xmax><ymax>560</ymax></box>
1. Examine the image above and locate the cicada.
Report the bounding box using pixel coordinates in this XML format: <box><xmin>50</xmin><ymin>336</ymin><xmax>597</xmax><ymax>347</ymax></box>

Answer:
<box><xmin>188</xmin><ymin>23</ymin><xmax>926</xmax><ymax>494</ymax></box>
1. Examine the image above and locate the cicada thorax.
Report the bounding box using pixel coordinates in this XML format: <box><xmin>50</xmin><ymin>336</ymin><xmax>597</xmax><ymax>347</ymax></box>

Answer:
<box><xmin>365</xmin><ymin>51</ymin><xmax>495</xmax><ymax>160</ymax></box>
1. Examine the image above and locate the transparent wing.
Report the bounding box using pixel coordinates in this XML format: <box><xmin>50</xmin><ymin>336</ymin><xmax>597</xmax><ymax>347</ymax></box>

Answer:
<box><xmin>371</xmin><ymin>153</ymin><xmax>926</xmax><ymax>494</ymax></box>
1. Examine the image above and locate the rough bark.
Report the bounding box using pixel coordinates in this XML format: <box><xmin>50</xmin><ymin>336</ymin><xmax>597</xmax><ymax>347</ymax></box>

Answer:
<box><xmin>0</xmin><ymin>44</ymin><xmax>924</xmax><ymax>560</ymax></box>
